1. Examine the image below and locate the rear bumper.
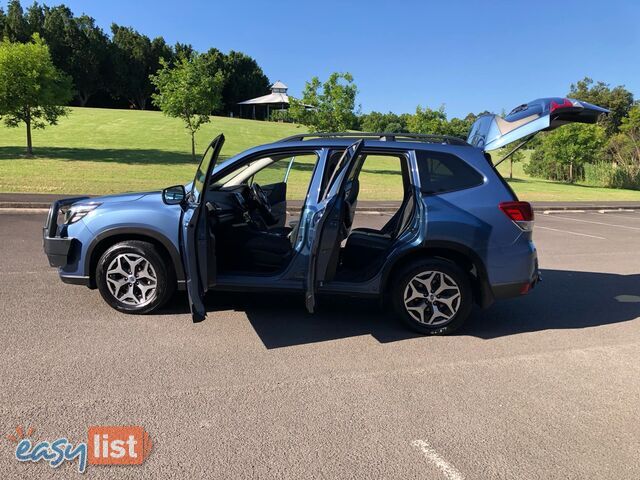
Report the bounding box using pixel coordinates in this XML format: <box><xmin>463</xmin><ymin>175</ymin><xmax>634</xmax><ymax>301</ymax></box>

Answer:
<box><xmin>492</xmin><ymin>262</ymin><xmax>541</xmax><ymax>299</ymax></box>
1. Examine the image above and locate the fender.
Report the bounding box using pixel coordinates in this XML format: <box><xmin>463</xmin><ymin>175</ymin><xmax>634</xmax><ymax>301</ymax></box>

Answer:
<box><xmin>84</xmin><ymin>226</ymin><xmax>185</xmax><ymax>285</ymax></box>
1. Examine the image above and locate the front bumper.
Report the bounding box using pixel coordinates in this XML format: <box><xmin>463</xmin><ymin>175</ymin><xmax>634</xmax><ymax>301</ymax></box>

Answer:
<box><xmin>43</xmin><ymin>196</ymin><xmax>90</xmax><ymax>268</ymax></box>
<box><xmin>43</xmin><ymin>235</ymin><xmax>75</xmax><ymax>267</ymax></box>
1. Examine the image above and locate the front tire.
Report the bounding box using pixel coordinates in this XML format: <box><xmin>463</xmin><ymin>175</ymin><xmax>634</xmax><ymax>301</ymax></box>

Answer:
<box><xmin>96</xmin><ymin>240</ymin><xmax>175</xmax><ymax>314</ymax></box>
<box><xmin>392</xmin><ymin>259</ymin><xmax>472</xmax><ymax>335</ymax></box>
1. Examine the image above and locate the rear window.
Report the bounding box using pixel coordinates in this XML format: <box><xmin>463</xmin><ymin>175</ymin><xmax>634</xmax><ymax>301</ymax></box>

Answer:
<box><xmin>415</xmin><ymin>150</ymin><xmax>484</xmax><ymax>194</ymax></box>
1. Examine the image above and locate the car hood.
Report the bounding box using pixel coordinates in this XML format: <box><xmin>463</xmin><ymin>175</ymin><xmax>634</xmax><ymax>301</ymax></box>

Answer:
<box><xmin>73</xmin><ymin>191</ymin><xmax>158</xmax><ymax>206</ymax></box>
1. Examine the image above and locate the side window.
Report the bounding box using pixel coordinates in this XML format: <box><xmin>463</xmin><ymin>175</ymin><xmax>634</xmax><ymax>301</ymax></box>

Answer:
<box><xmin>416</xmin><ymin>150</ymin><xmax>484</xmax><ymax>194</ymax></box>
<box><xmin>322</xmin><ymin>150</ymin><xmax>406</xmax><ymax>201</ymax></box>
<box><xmin>357</xmin><ymin>154</ymin><xmax>405</xmax><ymax>201</ymax></box>
<box><xmin>251</xmin><ymin>152</ymin><xmax>318</xmax><ymax>202</ymax></box>
<box><xmin>251</xmin><ymin>159</ymin><xmax>287</xmax><ymax>185</ymax></box>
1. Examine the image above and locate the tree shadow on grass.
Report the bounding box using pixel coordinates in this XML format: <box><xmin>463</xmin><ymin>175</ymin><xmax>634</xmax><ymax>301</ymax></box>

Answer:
<box><xmin>0</xmin><ymin>146</ymin><xmax>319</xmax><ymax>175</ymax></box>
<box><xmin>0</xmin><ymin>146</ymin><xmax>224</xmax><ymax>165</ymax></box>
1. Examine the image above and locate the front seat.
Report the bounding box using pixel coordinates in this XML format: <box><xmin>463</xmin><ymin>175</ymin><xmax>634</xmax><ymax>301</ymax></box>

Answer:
<box><xmin>242</xmin><ymin>229</ymin><xmax>293</xmax><ymax>270</ymax></box>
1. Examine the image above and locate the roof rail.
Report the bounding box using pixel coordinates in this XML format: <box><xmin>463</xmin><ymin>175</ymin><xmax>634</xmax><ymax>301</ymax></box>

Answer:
<box><xmin>278</xmin><ymin>132</ymin><xmax>469</xmax><ymax>146</ymax></box>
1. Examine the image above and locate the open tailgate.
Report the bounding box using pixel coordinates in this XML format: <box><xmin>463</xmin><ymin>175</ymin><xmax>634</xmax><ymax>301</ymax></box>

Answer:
<box><xmin>467</xmin><ymin>97</ymin><xmax>609</xmax><ymax>151</ymax></box>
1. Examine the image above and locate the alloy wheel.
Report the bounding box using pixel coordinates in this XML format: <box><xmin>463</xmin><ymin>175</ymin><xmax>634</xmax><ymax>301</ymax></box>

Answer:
<box><xmin>105</xmin><ymin>253</ymin><xmax>158</xmax><ymax>307</ymax></box>
<box><xmin>403</xmin><ymin>270</ymin><xmax>462</xmax><ymax>325</ymax></box>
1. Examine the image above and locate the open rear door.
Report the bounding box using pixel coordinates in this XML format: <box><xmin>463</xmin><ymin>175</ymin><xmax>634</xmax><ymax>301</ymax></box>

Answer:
<box><xmin>181</xmin><ymin>134</ymin><xmax>225</xmax><ymax>322</ymax></box>
<box><xmin>305</xmin><ymin>140</ymin><xmax>364</xmax><ymax>313</ymax></box>
<box><xmin>467</xmin><ymin>97</ymin><xmax>609</xmax><ymax>151</ymax></box>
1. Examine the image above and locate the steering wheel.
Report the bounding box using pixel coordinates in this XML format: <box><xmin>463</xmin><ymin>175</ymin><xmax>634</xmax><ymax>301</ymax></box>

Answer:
<box><xmin>250</xmin><ymin>183</ymin><xmax>277</xmax><ymax>225</ymax></box>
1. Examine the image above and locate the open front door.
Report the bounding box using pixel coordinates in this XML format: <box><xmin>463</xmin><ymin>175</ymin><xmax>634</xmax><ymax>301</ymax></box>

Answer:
<box><xmin>305</xmin><ymin>140</ymin><xmax>364</xmax><ymax>313</ymax></box>
<box><xmin>181</xmin><ymin>134</ymin><xmax>225</xmax><ymax>322</ymax></box>
<box><xmin>467</xmin><ymin>97</ymin><xmax>609</xmax><ymax>151</ymax></box>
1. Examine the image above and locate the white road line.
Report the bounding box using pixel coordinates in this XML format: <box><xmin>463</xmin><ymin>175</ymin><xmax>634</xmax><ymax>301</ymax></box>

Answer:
<box><xmin>411</xmin><ymin>440</ymin><xmax>465</xmax><ymax>480</ymax></box>
<box><xmin>589</xmin><ymin>212</ymin><xmax>640</xmax><ymax>222</ymax></box>
<box><xmin>542</xmin><ymin>209</ymin><xmax>585</xmax><ymax>214</ymax></box>
<box><xmin>544</xmin><ymin>215</ymin><xmax>640</xmax><ymax>231</ymax></box>
<box><xmin>535</xmin><ymin>225</ymin><xmax>606</xmax><ymax>240</ymax></box>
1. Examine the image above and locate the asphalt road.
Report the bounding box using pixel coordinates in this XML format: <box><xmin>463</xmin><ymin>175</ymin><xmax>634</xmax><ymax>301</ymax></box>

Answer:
<box><xmin>1</xmin><ymin>209</ymin><xmax>640</xmax><ymax>479</ymax></box>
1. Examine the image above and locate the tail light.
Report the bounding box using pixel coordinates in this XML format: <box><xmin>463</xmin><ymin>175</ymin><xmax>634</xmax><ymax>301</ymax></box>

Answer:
<box><xmin>550</xmin><ymin>98</ymin><xmax>580</xmax><ymax>112</ymax></box>
<box><xmin>499</xmin><ymin>201</ymin><xmax>534</xmax><ymax>231</ymax></box>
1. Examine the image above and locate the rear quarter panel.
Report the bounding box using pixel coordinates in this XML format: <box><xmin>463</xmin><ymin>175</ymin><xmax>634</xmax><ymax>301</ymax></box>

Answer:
<box><xmin>420</xmin><ymin>147</ymin><xmax>536</xmax><ymax>286</ymax></box>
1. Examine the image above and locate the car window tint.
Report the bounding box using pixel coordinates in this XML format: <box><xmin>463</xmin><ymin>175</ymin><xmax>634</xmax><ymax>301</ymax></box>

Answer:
<box><xmin>416</xmin><ymin>150</ymin><xmax>484</xmax><ymax>194</ymax></box>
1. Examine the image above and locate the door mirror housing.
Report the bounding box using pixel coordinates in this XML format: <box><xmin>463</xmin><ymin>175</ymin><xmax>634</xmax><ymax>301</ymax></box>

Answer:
<box><xmin>162</xmin><ymin>185</ymin><xmax>186</xmax><ymax>205</ymax></box>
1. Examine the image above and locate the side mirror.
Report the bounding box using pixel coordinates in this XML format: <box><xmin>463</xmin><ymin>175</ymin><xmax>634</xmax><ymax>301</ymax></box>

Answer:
<box><xmin>162</xmin><ymin>185</ymin><xmax>186</xmax><ymax>205</ymax></box>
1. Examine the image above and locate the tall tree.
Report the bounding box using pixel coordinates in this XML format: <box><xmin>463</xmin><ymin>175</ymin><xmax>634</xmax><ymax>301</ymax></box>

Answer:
<box><xmin>290</xmin><ymin>72</ymin><xmax>358</xmax><ymax>132</ymax></box>
<box><xmin>25</xmin><ymin>1</ymin><xmax>44</xmax><ymax>37</ymax></box>
<box><xmin>41</xmin><ymin>5</ymin><xmax>75</xmax><ymax>74</ymax></box>
<box><xmin>71</xmin><ymin>15</ymin><xmax>110</xmax><ymax>106</ymax></box>
<box><xmin>0</xmin><ymin>35</ymin><xmax>72</xmax><ymax>155</ymax></box>
<box><xmin>3</xmin><ymin>0</ymin><xmax>28</xmax><ymax>42</ymax></box>
<box><xmin>0</xmin><ymin>7</ymin><xmax>5</xmax><ymax>37</ymax></box>
<box><xmin>173</xmin><ymin>42</ymin><xmax>195</xmax><ymax>61</ymax></box>
<box><xmin>569</xmin><ymin>77</ymin><xmax>634</xmax><ymax>134</ymax></box>
<box><xmin>110</xmin><ymin>24</ymin><xmax>172</xmax><ymax>109</ymax></box>
<box><xmin>220</xmin><ymin>51</ymin><xmax>270</xmax><ymax>113</ymax></box>
<box><xmin>150</xmin><ymin>54</ymin><xmax>224</xmax><ymax>159</ymax></box>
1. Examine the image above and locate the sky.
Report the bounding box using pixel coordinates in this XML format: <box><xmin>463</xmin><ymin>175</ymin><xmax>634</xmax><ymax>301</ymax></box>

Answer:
<box><xmin>29</xmin><ymin>0</ymin><xmax>640</xmax><ymax>118</ymax></box>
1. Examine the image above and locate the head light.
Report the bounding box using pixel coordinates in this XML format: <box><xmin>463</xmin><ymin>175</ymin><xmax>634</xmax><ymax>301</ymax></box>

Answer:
<box><xmin>64</xmin><ymin>203</ymin><xmax>101</xmax><ymax>224</ymax></box>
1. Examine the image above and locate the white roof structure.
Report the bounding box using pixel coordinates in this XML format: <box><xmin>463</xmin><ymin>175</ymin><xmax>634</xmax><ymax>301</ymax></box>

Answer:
<box><xmin>238</xmin><ymin>81</ymin><xmax>289</xmax><ymax>105</ymax></box>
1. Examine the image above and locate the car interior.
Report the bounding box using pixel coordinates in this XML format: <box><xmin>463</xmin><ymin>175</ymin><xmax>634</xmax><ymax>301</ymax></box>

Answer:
<box><xmin>206</xmin><ymin>149</ymin><xmax>415</xmax><ymax>283</ymax></box>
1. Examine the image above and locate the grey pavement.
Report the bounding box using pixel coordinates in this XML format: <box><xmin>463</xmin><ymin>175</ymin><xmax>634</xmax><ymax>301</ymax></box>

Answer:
<box><xmin>1</xmin><ymin>210</ymin><xmax>640</xmax><ymax>478</ymax></box>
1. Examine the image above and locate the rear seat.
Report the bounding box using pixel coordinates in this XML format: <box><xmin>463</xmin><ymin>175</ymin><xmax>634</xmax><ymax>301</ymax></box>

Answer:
<box><xmin>342</xmin><ymin>196</ymin><xmax>414</xmax><ymax>269</ymax></box>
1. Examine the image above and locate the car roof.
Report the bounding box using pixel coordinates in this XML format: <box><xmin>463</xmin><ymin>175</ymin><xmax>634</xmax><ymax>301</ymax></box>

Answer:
<box><xmin>214</xmin><ymin>135</ymin><xmax>477</xmax><ymax>174</ymax></box>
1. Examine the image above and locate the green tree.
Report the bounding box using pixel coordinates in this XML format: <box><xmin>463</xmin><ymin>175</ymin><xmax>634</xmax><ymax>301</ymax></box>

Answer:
<box><xmin>150</xmin><ymin>54</ymin><xmax>224</xmax><ymax>160</ymax></box>
<box><xmin>620</xmin><ymin>104</ymin><xmax>640</xmax><ymax>134</ymax></box>
<box><xmin>71</xmin><ymin>15</ymin><xmax>110</xmax><ymax>106</ymax></box>
<box><xmin>497</xmin><ymin>142</ymin><xmax>526</xmax><ymax>179</ymax></box>
<box><xmin>25</xmin><ymin>1</ymin><xmax>44</xmax><ymax>37</ymax></box>
<box><xmin>110</xmin><ymin>24</ymin><xmax>172</xmax><ymax>109</ymax></box>
<box><xmin>289</xmin><ymin>72</ymin><xmax>358</xmax><ymax>132</ymax></box>
<box><xmin>445</xmin><ymin>116</ymin><xmax>473</xmax><ymax>139</ymax></box>
<box><xmin>173</xmin><ymin>42</ymin><xmax>195</xmax><ymax>61</ymax></box>
<box><xmin>406</xmin><ymin>105</ymin><xmax>449</xmax><ymax>135</ymax></box>
<box><xmin>569</xmin><ymin>77</ymin><xmax>634</xmax><ymax>134</ymax></box>
<box><xmin>3</xmin><ymin>0</ymin><xmax>28</xmax><ymax>42</ymax></box>
<box><xmin>0</xmin><ymin>36</ymin><xmax>72</xmax><ymax>155</ymax></box>
<box><xmin>525</xmin><ymin>124</ymin><xmax>606</xmax><ymax>182</ymax></box>
<box><xmin>359</xmin><ymin>111</ymin><xmax>409</xmax><ymax>133</ymax></box>
<box><xmin>219</xmin><ymin>51</ymin><xmax>270</xmax><ymax>114</ymax></box>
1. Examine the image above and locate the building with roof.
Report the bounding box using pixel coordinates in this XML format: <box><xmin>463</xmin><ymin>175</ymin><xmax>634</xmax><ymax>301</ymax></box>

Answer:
<box><xmin>237</xmin><ymin>81</ymin><xmax>289</xmax><ymax>120</ymax></box>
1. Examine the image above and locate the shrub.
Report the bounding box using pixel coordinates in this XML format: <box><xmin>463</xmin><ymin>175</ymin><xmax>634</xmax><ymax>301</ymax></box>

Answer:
<box><xmin>524</xmin><ymin>124</ymin><xmax>607</xmax><ymax>182</ymax></box>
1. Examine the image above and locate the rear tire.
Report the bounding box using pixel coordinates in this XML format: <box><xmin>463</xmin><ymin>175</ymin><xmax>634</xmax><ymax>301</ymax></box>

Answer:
<box><xmin>96</xmin><ymin>240</ymin><xmax>175</xmax><ymax>314</ymax></box>
<box><xmin>392</xmin><ymin>259</ymin><xmax>472</xmax><ymax>335</ymax></box>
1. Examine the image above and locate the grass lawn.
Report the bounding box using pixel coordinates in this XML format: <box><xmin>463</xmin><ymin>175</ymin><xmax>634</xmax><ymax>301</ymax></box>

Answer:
<box><xmin>493</xmin><ymin>153</ymin><xmax>640</xmax><ymax>202</ymax></box>
<box><xmin>1</xmin><ymin>107</ymin><xmax>640</xmax><ymax>201</ymax></box>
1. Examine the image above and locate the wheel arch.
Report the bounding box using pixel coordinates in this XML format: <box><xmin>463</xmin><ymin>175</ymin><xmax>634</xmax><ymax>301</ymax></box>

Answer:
<box><xmin>85</xmin><ymin>227</ymin><xmax>184</xmax><ymax>289</ymax></box>
<box><xmin>383</xmin><ymin>241</ymin><xmax>494</xmax><ymax>308</ymax></box>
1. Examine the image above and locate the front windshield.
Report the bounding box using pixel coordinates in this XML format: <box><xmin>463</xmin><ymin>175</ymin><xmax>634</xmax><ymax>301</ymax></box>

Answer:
<box><xmin>191</xmin><ymin>142</ymin><xmax>216</xmax><ymax>204</ymax></box>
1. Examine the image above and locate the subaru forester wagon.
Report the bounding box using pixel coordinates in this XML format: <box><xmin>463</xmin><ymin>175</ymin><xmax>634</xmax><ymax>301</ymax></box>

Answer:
<box><xmin>43</xmin><ymin>97</ymin><xmax>607</xmax><ymax>334</ymax></box>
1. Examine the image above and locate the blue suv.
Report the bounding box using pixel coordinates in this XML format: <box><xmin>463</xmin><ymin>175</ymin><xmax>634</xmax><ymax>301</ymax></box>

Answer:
<box><xmin>43</xmin><ymin>97</ymin><xmax>607</xmax><ymax>334</ymax></box>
